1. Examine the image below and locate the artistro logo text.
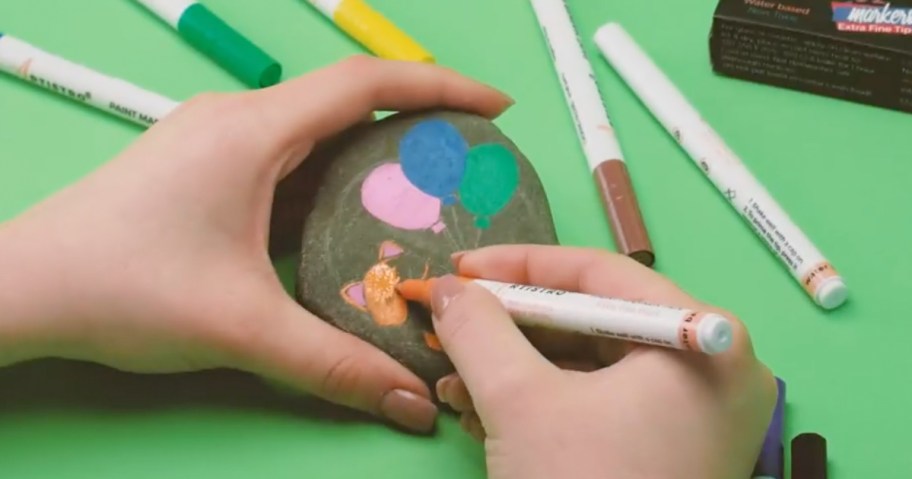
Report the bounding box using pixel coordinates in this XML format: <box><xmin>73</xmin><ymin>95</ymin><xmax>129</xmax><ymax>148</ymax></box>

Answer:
<box><xmin>832</xmin><ymin>2</ymin><xmax>912</xmax><ymax>34</ymax></box>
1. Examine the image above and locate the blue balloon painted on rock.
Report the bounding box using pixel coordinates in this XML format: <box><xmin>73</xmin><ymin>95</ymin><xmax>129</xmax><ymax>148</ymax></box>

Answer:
<box><xmin>399</xmin><ymin>120</ymin><xmax>469</xmax><ymax>205</ymax></box>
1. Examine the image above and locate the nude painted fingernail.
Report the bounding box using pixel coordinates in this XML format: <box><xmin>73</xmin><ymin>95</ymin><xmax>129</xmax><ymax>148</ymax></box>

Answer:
<box><xmin>450</xmin><ymin>251</ymin><xmax>466</xmax><ymax>268</ymax></box>
<box><xmin>496</xmin><ymin>89</ymin><xmax>515</xmax><ymax>105</ymax></box>
<box><xmin>498</xmin><ymin>96</ymin><xmax>516</xmax><ymax>115</ymax></box>
<box><xmin>431</xmin><ymin>275</ymin><xmax>465</xmax><ymax>317</ymax></box>
<box><xmin>436</xmin><ymin>374</ymin><xmax>457</xmax><ymax>403</ymax></box>
<box><xmin>461</xmin><ymin>413</ymin><xmax>487</xmax><ymax>442</ymax></box>
<box><xmin>380</xmin><ymin>389</ymin><xmax>438</xmax><ymax>433</ymax></box>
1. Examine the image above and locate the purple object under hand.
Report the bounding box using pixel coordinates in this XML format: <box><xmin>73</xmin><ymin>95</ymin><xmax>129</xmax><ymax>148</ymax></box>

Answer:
<box><xmin>754</xmin><ymin>377</ymin><xmax>785</xmax><ymax>478</ymax></box>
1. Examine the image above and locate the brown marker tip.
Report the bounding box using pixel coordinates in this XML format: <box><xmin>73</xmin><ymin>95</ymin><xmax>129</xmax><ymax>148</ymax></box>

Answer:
<box><xmin>630</xmin><ymin>250</ymin><xmax>655</xmax><ymax>268</ymax></box>
<box><xmin>593</xmin><ymin>160</ymin><xmax>655</xmax><ymax>268</ymax></box>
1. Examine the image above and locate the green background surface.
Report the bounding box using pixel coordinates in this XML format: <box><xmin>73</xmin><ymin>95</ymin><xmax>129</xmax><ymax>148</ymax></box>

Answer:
<box><xmin>0</xmin><ymin>0</ymin><xmax>909</xmax><ymax>477</ymax></box>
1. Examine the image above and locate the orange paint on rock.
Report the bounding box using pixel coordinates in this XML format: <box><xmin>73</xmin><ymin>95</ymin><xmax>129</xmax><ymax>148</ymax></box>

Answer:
<box><xmin>423</xmin><ymin>332</ymin><xmax>442</xmax><ymax>351</ymax></box>
<box><xmin>340</xmin><ymin>241</ymin><xmax>443</xmax><ymax>351</ymax></box>
<box><xmin>364</xmin><ymin>262</ymin><xmax>408</xmax><ymax>326</ymax></box>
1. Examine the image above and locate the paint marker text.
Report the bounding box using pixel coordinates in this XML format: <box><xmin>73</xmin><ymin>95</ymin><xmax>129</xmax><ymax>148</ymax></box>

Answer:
<box><xmin>529</xmin><ymin>0</ymin><xmax>655</xmax><ymax>266</ymax></box>
<box><xmin>0</xmin><ymin>34</ymin><xmax>178</xmax><ymax>127</ymax></box>
<box><xmin>398</xmin><ymin>276</ymin><xmax>735</xmax><ymax>355</ymax></box>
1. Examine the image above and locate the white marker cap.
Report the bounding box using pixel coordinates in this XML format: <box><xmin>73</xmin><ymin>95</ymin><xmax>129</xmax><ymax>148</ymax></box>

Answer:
<box><xmin>815</xmin><ymin>277</ymin><xmax>848</xmax><ymax>310</ymax></box>
<box><xmin>697</xmin><ymin>314</ymin><xmax>734</xmax><ymax>355</ymax></box>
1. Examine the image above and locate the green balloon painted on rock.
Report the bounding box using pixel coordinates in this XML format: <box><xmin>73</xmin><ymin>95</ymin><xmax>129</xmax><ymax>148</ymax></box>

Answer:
<box><xmin>459</xmin><ymin>143</ymin><xmax>520</xmax><ymax>228</ymax></box>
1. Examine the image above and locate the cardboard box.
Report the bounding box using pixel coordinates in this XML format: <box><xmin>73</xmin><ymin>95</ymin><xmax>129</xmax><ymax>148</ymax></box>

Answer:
<box><xmin>710</xmin><ymin>0</ymin><xmax>912</xmax><ymax>113</ymax></box>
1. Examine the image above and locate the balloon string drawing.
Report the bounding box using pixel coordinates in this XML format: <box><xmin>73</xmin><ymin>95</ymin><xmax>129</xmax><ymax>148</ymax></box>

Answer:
<box><xmin>340</xmin><ymin>240</ymin><xmax>441</xmax><ymax>351</ymax></box>
<box><xmin>360</xmin><ymin>119</ymin><xmax>520</xmax><ymax>232</ymax></box>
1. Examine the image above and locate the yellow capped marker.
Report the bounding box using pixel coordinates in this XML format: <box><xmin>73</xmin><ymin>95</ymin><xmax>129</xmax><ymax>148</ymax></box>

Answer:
<box><xmin>307</xmin><ymin>0</ymin><xmax>434</xmax><ymax>63</ymax></box>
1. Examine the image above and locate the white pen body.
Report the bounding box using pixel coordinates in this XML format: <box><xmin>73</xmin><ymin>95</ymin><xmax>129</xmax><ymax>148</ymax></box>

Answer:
<box><xmin>594</xmin><ymin>23</ymin><xmax>846</xmax><ymax>309</ymax></box>
<box><xmin>134</xmin><ymin>0</ymin><xmax>196</xmax><ymax>28</ymax></box>
<box><xmin>530</xmin><ymin>0</ymin><xmax>624</xmax><ymax>170</ymax></box>
<box><xmin>307</xmin><ymin>0</ymin><xmax>344</xmax><ymax>17</ymax></box>
<box><xmin>0</xmin><ymin>35</ymin><xmax>179</xmax><ymax>126</ymax></box>
<box><xmin>473</xmin><ymin>279</ymin><xmax>719</xmax><ymax>352</ymax></box>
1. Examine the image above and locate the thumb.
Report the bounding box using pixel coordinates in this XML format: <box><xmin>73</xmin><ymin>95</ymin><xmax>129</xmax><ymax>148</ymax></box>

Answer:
<box><xmin>429</xmin><ymin>275</ymin><xmax>554</xmax><ymax>410</ymax></box>
<box><xmin>232</xmin><ymin>293</ymin><xmax>438</xmax><ymax>434</ymax></box>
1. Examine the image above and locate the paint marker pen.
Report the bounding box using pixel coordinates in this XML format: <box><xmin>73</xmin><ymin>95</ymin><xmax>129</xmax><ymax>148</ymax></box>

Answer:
<box><xmin>792</xmin><ymin>433</ymin><xmax>828</xmax><ymax>479</ymax></box>
<box><xmin>754</xmin><ymin>377</ymin><xmax>786</xmax><ymax>479</ymax></box>
<box><xmin>135</xmin><ymin>0</ymin><xmax>281</xmax><ymax>88</ymax></box>
<box><xmin>528</xmin><ymin>0</ymin><xmax>654</xmax><ymax>267</ymax></box>
<box><xmin>397</xmin><ymin>277</ymin><xmax>734</xmax><ymax>355</ymax></box>
<box><xmin>594</xmin><ymin>23</ymin><xmax>848</xmax><ymax>310</ymax></box>
<box><xmin>305</xmin><ymin>0</ymin><xmax>434</xmax><ymax>63</ymax></box>
<box><xmin>0</xmin><ymin>33</ymin><xmax>179</xmax><ymax>127</ymax></box>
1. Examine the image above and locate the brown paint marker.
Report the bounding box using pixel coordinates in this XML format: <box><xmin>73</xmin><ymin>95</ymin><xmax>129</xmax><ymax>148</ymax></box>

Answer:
<box><xmin>594</xmin><ymin>160</ymin><xmax>654</xmax><ymax>266</ymax></box>
<box><xmin>530</xmin><ymin>0</ymin><xmax>655</xmax><ymax>267</ymax></box>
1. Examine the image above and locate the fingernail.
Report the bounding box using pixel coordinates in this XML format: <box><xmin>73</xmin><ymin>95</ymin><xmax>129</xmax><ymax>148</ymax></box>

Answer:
<box><xmin>498</xmin><ymin>90</ymin><xmax>516</xmax><ymax>106</ymax></box>
<box><xmin>461</xmin><ymin>413</ymin><xmax>487</xmax><ymax>442</ymax></box>
<box><xmin>450</xmin><ymin>251</ymin><xmax>466</xmax><ymax>268</ymax></box>
<box><xmin>436</xmin><ymin>374</ymin><xmax>456</xmax><ymax>403</ymax></box>
<box><xmin>498</xmin><ymin>95</ymin><xmax>516</xmax><ymax>116</ymax></box>
<box><xmin>380</xmin><ymin>389</ymin><xmax>438</xmax><ymax>433</ymax></box>
<box><xmin>431</xmin><ymin>275</ymin><xmax>465</xmax><ymax>317</ymax></box>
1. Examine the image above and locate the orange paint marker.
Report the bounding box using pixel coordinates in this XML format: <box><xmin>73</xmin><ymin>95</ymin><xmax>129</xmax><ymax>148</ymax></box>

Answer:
<box><xmin>398</xmin><ymin>277</ymin><xmax>734</xmax><ymax>355</ymax></box>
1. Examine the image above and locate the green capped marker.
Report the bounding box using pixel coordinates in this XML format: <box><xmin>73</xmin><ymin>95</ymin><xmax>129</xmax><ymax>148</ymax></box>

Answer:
<box><xmin>135</xmin><ymin>0</ymin><xmax>281</xmax><ymax>88</ymax></box>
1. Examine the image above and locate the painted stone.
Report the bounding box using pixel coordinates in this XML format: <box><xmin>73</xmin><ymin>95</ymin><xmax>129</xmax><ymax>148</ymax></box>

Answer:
<box><xmin>295</xmin><ymin>110</ymin><xmax>559</xmax><ymax>393</ymax></box>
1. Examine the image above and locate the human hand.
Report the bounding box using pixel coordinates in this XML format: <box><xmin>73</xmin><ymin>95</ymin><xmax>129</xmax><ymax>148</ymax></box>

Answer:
<box><xmin>429</xmin><ymin>245</ymin><xmax>777</xmax><ymax>479</ymax></box>
<box><xmin>0</xmin><ymin>56</ymin><xmax>512</xmax><ymax>433</ymax></box>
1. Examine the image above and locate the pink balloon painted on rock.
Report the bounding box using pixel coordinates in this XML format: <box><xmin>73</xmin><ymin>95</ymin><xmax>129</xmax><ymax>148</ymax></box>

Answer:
<box><xmin>361</xmin><ymin>163</ymin><xmax>446</xmax><ymax>233</ymax></box>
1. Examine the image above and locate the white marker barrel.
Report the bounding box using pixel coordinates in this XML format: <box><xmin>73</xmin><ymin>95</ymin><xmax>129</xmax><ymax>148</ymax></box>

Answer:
<box><xmin>594</xmin><ymin>23</ymin><xmax>847</xmax><ymax>310</ymax></box>
<box><xmin>529</xmin><ymin>0</ymin><xmax>624</xmax><ymax>168</ymax></box>
<box><xmin>529</xmin><ymin>0</ymin><xmax>655</xmax><ymax>266</ymax></box>
<box><xmin>134</xmin><ymin>0</ymin><xmax>196</xmax><ymax>27</ymax></box>
<box><xmin>473</xmin><ymin>279</ymin><xmax>734</xmax><ymax>354</ymax></box>
<box><xmin>0</xmin><ymin>34</ymin><xmax>179</xmax><ymax>127</ymax></box>
<box><xmin>307</xmin><ymin>0</ymin><xmax>344</xmax><ymax>17</ymax></box>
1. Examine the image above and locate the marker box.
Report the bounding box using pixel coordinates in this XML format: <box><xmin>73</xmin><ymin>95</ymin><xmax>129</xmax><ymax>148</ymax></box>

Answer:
<box><xmin>710</xmin><ymin>0</ymin><xmax>912</xmax><ymax>114</ymax></box>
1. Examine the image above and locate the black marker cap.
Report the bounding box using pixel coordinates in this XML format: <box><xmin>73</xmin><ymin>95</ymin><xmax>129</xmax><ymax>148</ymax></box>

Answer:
<box><xmin>792</xmin><ymin>433</ymin><xmax>827</xmax><ymax>479</ymax></box>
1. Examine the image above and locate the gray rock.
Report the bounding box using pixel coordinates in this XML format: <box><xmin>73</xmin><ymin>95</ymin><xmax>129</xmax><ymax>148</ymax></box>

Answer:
<box><xmin>295</xmin><ymin>110</ymin><xmax>559</xmax><ymax>394</ymax></box>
